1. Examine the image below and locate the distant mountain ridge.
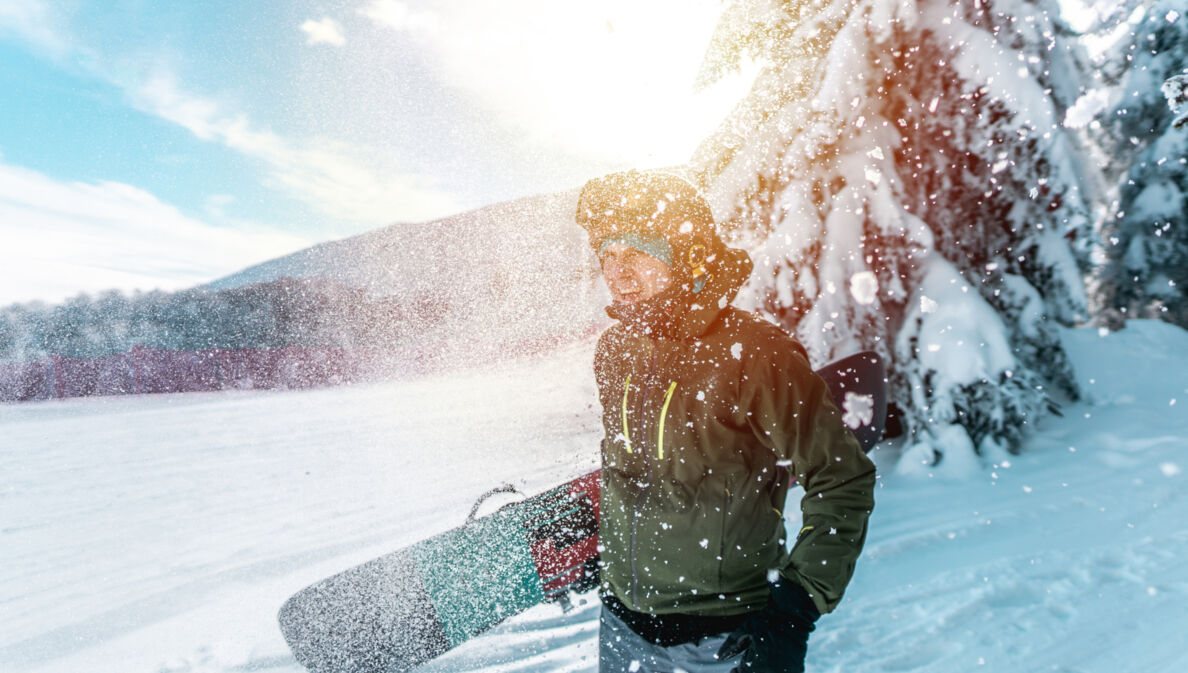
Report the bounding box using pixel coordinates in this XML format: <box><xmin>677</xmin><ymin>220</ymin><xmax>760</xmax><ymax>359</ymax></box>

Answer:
<box><xmin>207</xmin><ymin>189</ymin><xmax>609</xmax><ymax>366</ymax></box>
<box><xmin>208</xmin><ymin>191</ymin><xmax>582</xmax><ymax>293</ymax></box>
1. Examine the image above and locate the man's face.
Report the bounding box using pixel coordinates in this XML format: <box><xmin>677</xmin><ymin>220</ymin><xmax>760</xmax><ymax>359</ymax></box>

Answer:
<box><xmin>599</xmin><ymin>242</ymin><xmax>673</xmax><ymax>305</ymax></box>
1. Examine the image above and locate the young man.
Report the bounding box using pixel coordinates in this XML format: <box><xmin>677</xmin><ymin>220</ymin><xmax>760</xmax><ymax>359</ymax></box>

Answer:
<box><xmin>576</xmin><ymin>170</ymin><xmax>876</xmax><ymax>673</ymax></box>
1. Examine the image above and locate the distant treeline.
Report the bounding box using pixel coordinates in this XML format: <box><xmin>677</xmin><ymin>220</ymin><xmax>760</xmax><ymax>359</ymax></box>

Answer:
<box><xmin>0</xmin><ymin>277</ymin><xmax>448</xmax><ymax>364</ymax></box>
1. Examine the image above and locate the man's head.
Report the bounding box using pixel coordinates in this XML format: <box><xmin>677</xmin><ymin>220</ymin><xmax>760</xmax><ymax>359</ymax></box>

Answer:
<box><xmin>576</xmin><ymin>170</ymin><xmax>721</xmax><ymax>305</ymax></box>
<box><xmin>599</xmin><ymin>237</ymin><xmax>674</xmax><ymax>305</ymax></box>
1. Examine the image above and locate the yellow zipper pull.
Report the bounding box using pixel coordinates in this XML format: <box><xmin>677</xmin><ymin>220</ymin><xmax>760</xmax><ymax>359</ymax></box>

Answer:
<box><xmin>657</xmin><ymin>381</ymin><xmax>677</xmax><ymax>459</ymax></box>
<box><xmin>621</xmin><ymin>374</ymin><xmax>633</xmax><ymax>454</ymax></box>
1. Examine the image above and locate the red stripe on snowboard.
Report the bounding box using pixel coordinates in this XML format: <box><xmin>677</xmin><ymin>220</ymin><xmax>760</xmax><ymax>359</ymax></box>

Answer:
<box><xmin>528</xmin><ymin>471</ymin><xmax>600</xmax><ymax>590</ymax></box>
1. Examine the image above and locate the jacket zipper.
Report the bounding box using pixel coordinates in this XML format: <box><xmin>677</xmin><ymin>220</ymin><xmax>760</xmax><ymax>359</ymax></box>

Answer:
<box><xmin>629</xmin><ymin>340</ymin><xmax>660</xmax><ymax>609</ymax></box>
<box><xmin>719</xmin><ymin>482</ymin><xmax>732</xmax><ymax>588</ymax></box>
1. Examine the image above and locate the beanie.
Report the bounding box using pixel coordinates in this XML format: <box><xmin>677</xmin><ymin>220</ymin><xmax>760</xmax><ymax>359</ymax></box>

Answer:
<box><xmin>576</xmin><ymin>170</ymin><xmax>722</xmax><ymax>288</ymax></box>
<box><xmin>598</xmin><ymin>231</ymin><xmax>674</xmax><ymax>268</ymax></box>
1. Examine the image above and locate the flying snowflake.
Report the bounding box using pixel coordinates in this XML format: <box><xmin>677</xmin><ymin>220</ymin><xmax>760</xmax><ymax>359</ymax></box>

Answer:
<box><xmin>841</xmin><ymin>392</ymin><xmax>874</xmax><ymax>429</ymax></box>
<box><xmin>849</xmin><ymin>271</ymin><xmax>879</xmax><ymax>305</ymax></box>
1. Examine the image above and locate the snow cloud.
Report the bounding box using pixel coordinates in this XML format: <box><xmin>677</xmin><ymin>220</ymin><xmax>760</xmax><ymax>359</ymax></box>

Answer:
<box><xmin>301</xmin><ymin>17</ymin><xmax>346</xmax><ymax>46</ymax></box>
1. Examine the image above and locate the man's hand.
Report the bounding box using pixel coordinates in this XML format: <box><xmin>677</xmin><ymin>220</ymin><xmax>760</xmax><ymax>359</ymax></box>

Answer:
<box><xmin>716</xmin><ymin>578</ymin><xmax>820</xmax><ymax>673</ymax></box>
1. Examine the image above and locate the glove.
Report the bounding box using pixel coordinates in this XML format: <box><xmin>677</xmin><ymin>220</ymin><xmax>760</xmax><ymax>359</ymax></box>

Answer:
<box><xmin>716</xmin><ymin>578</ymin><xmax>821</xmax><ymax>673</ymax></box>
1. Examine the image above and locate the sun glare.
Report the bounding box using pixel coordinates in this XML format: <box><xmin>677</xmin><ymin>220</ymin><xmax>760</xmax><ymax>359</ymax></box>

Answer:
<box><xmin>434</xmin><ymin>0</ymin><xmax>757</xmax><ymax>169</ymax></box>
<box><xmin>554</xmin><ymin>3</ymin><xmax>756</xmax><ymax>167</ymax></box>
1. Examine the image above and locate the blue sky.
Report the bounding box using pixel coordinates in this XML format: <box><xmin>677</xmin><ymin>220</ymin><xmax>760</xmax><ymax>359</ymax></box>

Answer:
<box><xmin>0</xmin><ymin>0</ymin><xmax>750</xmax><ymax>305</ymax></box>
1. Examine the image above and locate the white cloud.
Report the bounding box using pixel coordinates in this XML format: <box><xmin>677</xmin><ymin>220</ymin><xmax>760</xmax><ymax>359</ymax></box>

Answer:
<box><xmin>0</xmin><ymin>161</ymin><xmax>311</xmax><ymax>306</ymax></box>
<box><xmin>301</xmin><ymin>17</ymin><xmax>346</xmax><ymax>46</ymax></box>
<box><xmin>0</xmin><ymin>0</ymin><xmax>69</xmax><ymax>55</ymax></box>
<box><xmin>129</xmin><ymin>70</ymin><xmax>461</xmax><ymax>226</ymax></box>
<box><xmin>358</xmin><ymin>0</ymin><xmax>439</xmax><ymax>36</ymax></box>
<box><xmin>3</xmin><ymin>6</ymin><xmax>461</xmax><ymax>228</ymax></box>
<box><xmin>204</xmin><ymin>193</ymin><xmax>236</xmax><ymax>218</ymax></box>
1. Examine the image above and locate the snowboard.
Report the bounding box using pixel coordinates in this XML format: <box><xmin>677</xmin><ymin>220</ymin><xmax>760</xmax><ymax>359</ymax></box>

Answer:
<box><xmin>277</xmin><ymin>351</ymin><xmax>887</xmax><ymax>673</ymax></box>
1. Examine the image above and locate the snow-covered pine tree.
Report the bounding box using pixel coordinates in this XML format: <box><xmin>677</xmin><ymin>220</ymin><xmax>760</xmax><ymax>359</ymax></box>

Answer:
<box><xmin>1091</xmin><ymin>0</ymin><xmax>1188</xmax><ymax>326</ymax></box>
<box><xmin>691</xmin><ymin>0</ymin><xmax>1092</xmax><ymax>467</ymax></box>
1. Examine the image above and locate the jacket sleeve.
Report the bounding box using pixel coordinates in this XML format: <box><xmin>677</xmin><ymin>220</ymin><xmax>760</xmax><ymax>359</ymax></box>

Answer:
<box><xmin>742</xmin><ymin>343</ymin><xmax>877</xmax><ymax>615</ymax></box>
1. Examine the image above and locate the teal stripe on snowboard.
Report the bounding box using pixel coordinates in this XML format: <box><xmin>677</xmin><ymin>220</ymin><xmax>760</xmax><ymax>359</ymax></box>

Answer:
<box><xmin>413</xmin><ymin>503</ymin><xmax>544</xmax><ymax>646</ymax></box>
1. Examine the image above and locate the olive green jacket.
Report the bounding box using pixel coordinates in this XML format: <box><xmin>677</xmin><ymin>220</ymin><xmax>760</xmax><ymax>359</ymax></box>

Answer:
<box><xmin>594</xmin><ymin>249</ymin><xmax>876</xmax><ymax>617</ymax></box>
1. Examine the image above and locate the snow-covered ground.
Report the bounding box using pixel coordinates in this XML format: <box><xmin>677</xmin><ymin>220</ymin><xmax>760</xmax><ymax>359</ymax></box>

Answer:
<box><xmin>2</xmin><ymin>321</ymin><xmax>1185</xmax><ymax>673</ymax></box>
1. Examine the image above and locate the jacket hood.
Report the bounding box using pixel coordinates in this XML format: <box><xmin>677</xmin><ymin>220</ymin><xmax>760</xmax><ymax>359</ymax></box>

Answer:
<box><xmin>606</xmin><ymin>245</ymin><xmax>753</xmax><ymax>340</ymax></box>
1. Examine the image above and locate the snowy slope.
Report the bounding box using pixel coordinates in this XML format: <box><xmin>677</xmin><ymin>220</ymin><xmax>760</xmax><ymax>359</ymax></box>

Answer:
<box><xmin>202</xmin><ymin>189</ymin><xmax>608</xmax><ymax>369</ymax></box>
<box><xmin>205</xmin><ymin>191</ymin><xmax>586</xmax><ymax>299</ymax></box>
<box><xmin>2</xmin><ymin>321</ymin><xmax>1186</xmax><ymax>673</ymax></box>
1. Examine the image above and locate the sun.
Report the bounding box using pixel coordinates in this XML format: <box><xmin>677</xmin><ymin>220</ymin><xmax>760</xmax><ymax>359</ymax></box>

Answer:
<box><xmin>431</xmin><ymin>0</ymin><xmax>758</xmax><ymax>170</ymax></box>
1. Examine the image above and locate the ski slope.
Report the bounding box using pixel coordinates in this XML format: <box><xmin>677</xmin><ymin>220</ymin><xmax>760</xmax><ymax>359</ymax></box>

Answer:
<box><xmin>2</xmin><ymin>320</ymin><xmax>1185</xmax><ymax>673</ymax></box>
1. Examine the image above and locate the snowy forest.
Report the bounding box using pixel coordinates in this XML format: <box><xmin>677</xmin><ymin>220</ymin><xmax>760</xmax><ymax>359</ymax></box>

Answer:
<box><xmin>3</xmin><ymin>0</ymin><xmax>1186</xmax><ymax>467</ymax></box>
<box><xmin>689</xmin><ymin>0</ymin><xmax>1187</xmax><ymax>465</ymax></box>
<box><xmin>0</xmin><ymin>278</ymin><xmax>444</xmax><ymax>360</ymax></box>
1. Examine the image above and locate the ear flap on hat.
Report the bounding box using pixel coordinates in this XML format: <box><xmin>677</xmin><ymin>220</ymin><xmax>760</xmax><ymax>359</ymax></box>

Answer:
<box><xmin>686</xmin><ymin>243</ymin><xmax>708</xmax><ymax>282</ymax></box>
